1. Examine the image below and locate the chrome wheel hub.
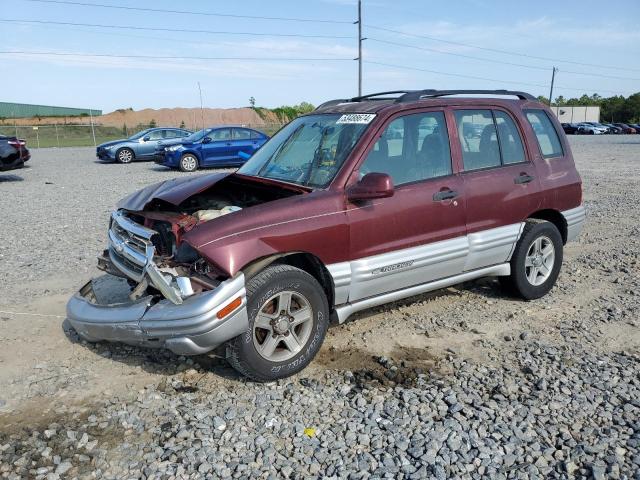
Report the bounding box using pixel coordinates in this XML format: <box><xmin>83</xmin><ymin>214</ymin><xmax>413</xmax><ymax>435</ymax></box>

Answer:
<box><xmin>252</xmin><ymin>290</ymin><xmax>313</xmax><ymax>362</ymax></box>
<box><xmin>525</xmin><ymin>236</ymin><xmax>555</xmax><ymax>286</ymax></box>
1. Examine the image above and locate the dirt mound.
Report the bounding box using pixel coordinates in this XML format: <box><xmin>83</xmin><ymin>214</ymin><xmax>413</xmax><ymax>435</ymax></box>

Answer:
<box><xmin>6</xmin><ymin>107</ymin><xmax>281</xmax><ymax>129</ymax></box>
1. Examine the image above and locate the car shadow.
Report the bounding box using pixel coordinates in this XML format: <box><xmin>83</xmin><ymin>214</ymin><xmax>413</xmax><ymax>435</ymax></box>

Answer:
<box><xmin>61</xmin><ymin>318</ymin><xmax>244</xmax><ymax>384</ymax></box>
<box><xmin>0</xmin><ymin>174</ymin><xmax>24</xmax><ymax>182</ymax></box>
<box><xmin>338</xmin><ymin>276</ymin><xmax>508</xmax><ymax>326</ymax></box>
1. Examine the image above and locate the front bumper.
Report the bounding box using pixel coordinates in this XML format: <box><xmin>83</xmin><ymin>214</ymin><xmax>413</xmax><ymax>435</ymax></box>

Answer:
<box><xmin>96</xmin><ymin>147</ymin><xmax>116</xmax><ymax>160</ymax></box>
<box><xmin>66</xmin><ymin>273</ymin><xmax>248</xmax><ymax>355</ymax></box>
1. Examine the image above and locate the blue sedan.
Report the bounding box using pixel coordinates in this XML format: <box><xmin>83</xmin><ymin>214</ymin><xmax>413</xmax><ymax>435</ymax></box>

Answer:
<box><xmin>96</xmin><ymin>127</ymin><xmax>191</xmax><ymax>163</ymax></box>
<box><xmin>155</xmin><ymin>126</ymin><xmax>269</xmax><ymax>172</ymax></box>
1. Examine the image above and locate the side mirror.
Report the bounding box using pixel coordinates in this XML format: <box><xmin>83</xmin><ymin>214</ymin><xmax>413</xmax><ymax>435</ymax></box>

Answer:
<box><xmin>202</xmin><ymin>137</ymin><xmax>212</xmax><ymax>144</ymax></box>
<box><xmin>142</xmin><ymin>135</ymin><xmax>151</xmax><ymax>141</ymax></box>
<box><xmin>347</xmin><ymin>172</ymin><xmax>394</xmax><ymax>201</ymax></box>
<box><xmin>238</xmin><ymin>150</ymin><xmax>251</xmax><ymax>160</ymax></box>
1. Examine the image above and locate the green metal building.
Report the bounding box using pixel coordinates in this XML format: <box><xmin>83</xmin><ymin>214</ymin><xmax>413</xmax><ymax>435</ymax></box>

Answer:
<box><xmin>0</xmin><ymin>102</ymin><xmax>101</xmax><ymax>118</ymax></box>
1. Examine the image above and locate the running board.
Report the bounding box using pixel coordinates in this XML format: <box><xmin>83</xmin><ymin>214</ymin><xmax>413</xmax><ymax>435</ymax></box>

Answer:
<box><xmin>333</xmin><ymin>263</ymin><xmax>510</xmax><ymax>324</ymax></box>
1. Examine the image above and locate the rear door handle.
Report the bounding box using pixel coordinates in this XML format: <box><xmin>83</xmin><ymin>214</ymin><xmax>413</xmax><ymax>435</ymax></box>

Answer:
<box><xmin>514</xmin><ymin>173</ymin><xmax>534</xmax><ymax>184</ymax></box>
<box><xmin>433</xmin><ymin>189</ymin><xmax>458</xmax><ymax>201</ymax></box>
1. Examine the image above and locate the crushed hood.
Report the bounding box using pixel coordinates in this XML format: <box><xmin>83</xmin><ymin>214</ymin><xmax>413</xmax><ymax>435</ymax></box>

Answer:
<box><xmin>117</xmin><ymin>172</ymin><xmax>231</xmax><ymax>211</ymax></box>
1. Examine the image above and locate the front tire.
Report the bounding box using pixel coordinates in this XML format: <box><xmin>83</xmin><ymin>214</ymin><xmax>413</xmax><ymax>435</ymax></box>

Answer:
<box><xmin>179</xmin><ymin>154</ymin><xmax>199</xmax><ymax>172</ymax></box>
<box><xmin>226</xmin><ymin>265</ymin><xmax>329</xmax><ymax>382</ymax></box>
<box><xmin>501</xmin><ymin>220</ymin><xmax>563</xmax><ymax>300</ymax></box>
<box><xmin>116</xmin><ymin>148</ymin><xmax>134</xmax><ymax>164</ymax></box>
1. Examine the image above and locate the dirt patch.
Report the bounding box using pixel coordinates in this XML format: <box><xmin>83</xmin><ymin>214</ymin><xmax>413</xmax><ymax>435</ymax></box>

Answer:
<box><xmin>316</xmin><ymin>344</ymin><xmax>439</xmax><ymax>388</ymax></box>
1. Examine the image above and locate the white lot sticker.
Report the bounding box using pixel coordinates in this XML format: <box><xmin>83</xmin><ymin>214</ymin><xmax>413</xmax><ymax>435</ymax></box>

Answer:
<box><xmin>336</xmin><ymin>113</ymin><xmax>376</xmax><ymax>124</ymax></box>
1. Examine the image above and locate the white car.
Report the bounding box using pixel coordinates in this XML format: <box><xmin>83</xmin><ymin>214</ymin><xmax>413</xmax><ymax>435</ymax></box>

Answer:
<box><xmin>577</xmin><ymin>123</ymin><xmax>607</xmax><ymax>135</ymax></box>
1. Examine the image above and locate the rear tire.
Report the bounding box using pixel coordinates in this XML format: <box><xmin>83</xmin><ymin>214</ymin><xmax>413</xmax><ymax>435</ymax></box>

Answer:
<box><xmin>226</xmin><ymin>265</ymin><xmax>329</xmax><ymax>382</ymax></box>
<box><xmin>179</xmin><ymin>154</ymin><xmax>198</xmax><ymax>172</ymax></box>
<box><xmin>116</xmin><ymin>148</ymin><xmax>134</xmax><ymax>164</ymax></box>
<box><xmin>500</xmin><ymin>220</ymin><xmax>563</xmax><ymax>300</ymax></box>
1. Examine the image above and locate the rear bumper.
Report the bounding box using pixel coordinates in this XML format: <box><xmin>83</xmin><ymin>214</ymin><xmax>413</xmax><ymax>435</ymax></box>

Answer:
<box><xmin>562</xmin><ymin>205</ymin><xmax>586</xmax><ymax>243</ymax></box>
<box><xmin>0</xmin><ymin>157</ymin><xmax>24</xmax><ymax>171</ymax></box>
<box><xmin>66</xmin><ymin>273</ymin><xmax>248</xmax><ymax>355</ymax></box>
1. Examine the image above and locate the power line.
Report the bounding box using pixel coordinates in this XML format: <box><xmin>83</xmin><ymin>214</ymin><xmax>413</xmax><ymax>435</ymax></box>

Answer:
<box><xmin>365</xmin><ymin>24</ymin><xmax>640</xmax><ymax>73</ymax></box>
<box><xmin>364</xmin><ymin>60</ymin><xmax>627</xmax><ymax>95</ymax></box>
<box><xmin>23</xmin><ymin>0</ymin><xmax>353</xmax><ymax>24</ymax></box>
<box><xmin>0</xmin><ymin>18</ymin><xmax>353</xmax><ymax>39</ymax></box>
<box><xmin>367</xmin><ymin>37</ymin><xmax>640</xmax><ymax>82</ymax></box>
<box><xmin>0</xmin><ymin>50</ymin><xmax>354</xmax><ymax>61</ymax></box>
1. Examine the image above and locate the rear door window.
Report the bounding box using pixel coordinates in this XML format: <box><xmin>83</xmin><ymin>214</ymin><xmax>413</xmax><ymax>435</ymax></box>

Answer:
<box><xmin>454</xmin><ymin>110</ymin><xmax>501</xmax><ymax>171</ymax></box>
<box><xmin>524</xmin><ymin>110</ymin><xmax>563</xmax><ymax>158</ymax></box>
<box><xmin>494</xmin><ymin>111</ymin><xmax>526</xmax><ymax>164</ymax></box>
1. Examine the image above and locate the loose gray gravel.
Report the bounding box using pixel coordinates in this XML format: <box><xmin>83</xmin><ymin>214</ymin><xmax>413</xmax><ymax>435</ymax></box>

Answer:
<box><xmin>1</xmin><ymin>136</ymin><xmax>640</xmax><ymax>479</ymax></box>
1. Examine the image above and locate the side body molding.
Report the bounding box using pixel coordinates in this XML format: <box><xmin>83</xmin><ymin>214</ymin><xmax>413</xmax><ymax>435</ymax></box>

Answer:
<box><xmin>327</xmin><ymin>223</ymin><xmax>526</xmax><ymax>322</ymax></box>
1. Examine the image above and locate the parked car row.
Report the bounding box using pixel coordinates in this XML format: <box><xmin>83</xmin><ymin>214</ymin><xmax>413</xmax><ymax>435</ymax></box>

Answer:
<box><xmin>96</xmin><ymin>126</ymin><xmax>270</xmax><ymax>171</ymax></box>
<box><xmin>0</xmin><ymin>135</ymin><xmax>30</xmax><ymax>171</ymax></box>
<box><xmin>561</xmin><ymin>122</ymin><xmax>639</xmax><ymax>135</ymax></box>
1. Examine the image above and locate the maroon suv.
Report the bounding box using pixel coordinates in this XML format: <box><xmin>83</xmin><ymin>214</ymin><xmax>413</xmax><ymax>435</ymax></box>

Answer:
<box><xmin>67</xmin><ymin>89</ymin><xmax>585</xmax><ymax>381</ymax></box>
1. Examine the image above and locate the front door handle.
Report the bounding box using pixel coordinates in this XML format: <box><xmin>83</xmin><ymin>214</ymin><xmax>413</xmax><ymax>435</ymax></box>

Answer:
<box><xmin>433</xmin><ymin>189</ymin><xmax>458</xmax><ymax>201</ymax></box>
<box><xmin>514</xmin><ymin>173</ymin><xmax>534</xmax><ymax>184</ymax></box>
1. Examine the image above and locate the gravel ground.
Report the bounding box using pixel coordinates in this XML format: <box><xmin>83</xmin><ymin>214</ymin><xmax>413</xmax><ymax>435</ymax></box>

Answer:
<box><xmin>1</xmin><ymin>136</ymin><xmax>640</xmax><ymax>479</ymax></box>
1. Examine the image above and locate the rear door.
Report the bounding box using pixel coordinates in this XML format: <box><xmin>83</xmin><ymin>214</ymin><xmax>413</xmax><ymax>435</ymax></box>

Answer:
<box><xmin>452</xmin><ymin>108</ymin><xmax>541</xmax><ymax>271</ymax></box>
<box><xmin>201</xmin><ymin>128</ymin><xmax>232</xmax><ymax>165</ymax></box>
<box><xmin>345</xmin><ymin>109</ymin><xmax>467</xmax><ymax>302</ymax></box>
<box><xmin>231</xmin><ymin>128</ymin><xmax>255</xmax><ymax>161</ymax></box>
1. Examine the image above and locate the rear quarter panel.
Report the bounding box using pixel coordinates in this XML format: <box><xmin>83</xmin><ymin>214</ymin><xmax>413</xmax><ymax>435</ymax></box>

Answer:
<box><xmin>518</xmin><ymin>104</ymin><xmax>583</xmax><ymax>212</ymax></box>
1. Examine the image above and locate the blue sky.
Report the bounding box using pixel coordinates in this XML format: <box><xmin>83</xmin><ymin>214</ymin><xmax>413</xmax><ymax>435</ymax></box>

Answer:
<box><xmin>1</xmin><ymin>0</ymin><xmax>639</xmax><ymax>112</ymax></box>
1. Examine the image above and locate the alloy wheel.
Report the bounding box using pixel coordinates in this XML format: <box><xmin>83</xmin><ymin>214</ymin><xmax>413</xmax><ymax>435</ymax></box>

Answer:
<box><xmin>525</xmin><ymin>236</ymin><xmax>555</xmax><ymax>286</ymax></box>
<box><xmin>252</xmin><ymin>290</ymin><xmax>314</xmax><ymax>362</ymax></box>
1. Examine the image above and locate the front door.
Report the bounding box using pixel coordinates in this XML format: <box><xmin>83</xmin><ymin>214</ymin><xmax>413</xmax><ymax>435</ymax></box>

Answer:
<box><xmin>346</xmin><ymin>109</ymin><xmax>467</xmax><ymax>302</ymax></box>
<box><xmin>137</xmin><ymin>129</ymin><xmax>165</xmax><ymax>158</ymax></box>
<box><xmin>451</xmin><ymin>108</ymin><xmax>541</xmax><ymax>271</ymax></box>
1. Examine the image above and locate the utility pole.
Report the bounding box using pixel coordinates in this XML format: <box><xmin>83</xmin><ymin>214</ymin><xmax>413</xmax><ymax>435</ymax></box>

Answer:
<box><xmin>197</xmin><ymin>82</ymin><xmax>205</xmax><ymax>132</ymax></box>
<box><xmin>89</xmin><ymin>108</ymin><xmax>97</xmax><ymax>147</ymax></box>
<box><xmin>548</xmin><ymin>66</ymin><xmax>557</xmax><ymax>107</ymax></box>
<box><xmin>356</xmin><ymin>0</ymin><xmax>363</xmax><ymax>97</ymax></box>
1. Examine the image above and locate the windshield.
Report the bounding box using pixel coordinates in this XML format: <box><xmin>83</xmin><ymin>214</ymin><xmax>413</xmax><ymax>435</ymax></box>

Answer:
<box><xmin>237</xmin><ymin>113</ymin><xmax>373</xmax><ymax>188</ymax></box>
<box><xmin>183</xmin><ymin>128</ymin><xmax>212</xmax><ymax>143</ymax></box>
<box><xmin>128</xmin><ymin>129</ymin><xmax>152</xmax><ymax>140</ymax></box>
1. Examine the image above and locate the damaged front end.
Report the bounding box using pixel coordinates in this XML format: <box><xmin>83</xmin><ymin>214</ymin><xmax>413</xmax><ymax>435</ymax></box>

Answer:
<box><xmin>67</xmin><ymin>207</ymin><xmax>248</xmax><ymax>355</ymax></box>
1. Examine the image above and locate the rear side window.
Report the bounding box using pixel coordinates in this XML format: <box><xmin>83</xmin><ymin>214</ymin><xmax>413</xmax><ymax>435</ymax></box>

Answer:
<box><xmin>250</xmin><ymin>130</ymin><xmax>263</xmax><ymax>139</ymax></box>
<box><xmin>494</xmin><ymin>111</ymin><xmax>526</xmax><ymax>164</ymax></box>
<box><xmin>454</xmin><ymin>110</ymin><xmax>501</xmax><ymax>171</ymax></box>
<box><xmin>525</xmin><ymin>110</ymin><xmax>563</xmax><ymax>158</ymax></box>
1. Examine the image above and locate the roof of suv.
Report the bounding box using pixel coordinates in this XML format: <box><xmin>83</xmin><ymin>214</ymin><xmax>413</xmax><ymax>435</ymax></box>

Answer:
<box><xmin>314</xmin><ymin>89</ymin><xmax>540</xmax><ymax>114</ymax></box>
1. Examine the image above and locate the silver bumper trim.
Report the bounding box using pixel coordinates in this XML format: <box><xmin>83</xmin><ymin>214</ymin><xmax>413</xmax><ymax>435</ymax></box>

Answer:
<box><xmin>66</xmin><ymin>273</ymin><xmax>248</xmax><ymax>355</ymax></box>
<box><xmin>562</xmin><ymin>205</ymin><xmax>586</xmax><ymax>243</ymax></box>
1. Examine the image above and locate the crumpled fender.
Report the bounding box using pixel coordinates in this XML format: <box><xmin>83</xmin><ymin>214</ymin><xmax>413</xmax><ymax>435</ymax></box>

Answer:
<box><xmin>117</xmin><ymin>172</ymin><xmax>231</xmax><ymax>211</ymax></box>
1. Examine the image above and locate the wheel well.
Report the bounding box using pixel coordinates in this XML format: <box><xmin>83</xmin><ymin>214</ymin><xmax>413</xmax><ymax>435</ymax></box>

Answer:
<box><xmin>528</xmin><ymin>209</ymin><xmax>567</xmax><ymax>244</ymax></box>
<box><xmin>181</xmin><ymin>151</ymin><xmax>199</xmax><ymax>161</ymax></box>
<box><xmin>242</xmin><ymin>252</ymin><xmax>335</xmax><ymax>308</ymax></box>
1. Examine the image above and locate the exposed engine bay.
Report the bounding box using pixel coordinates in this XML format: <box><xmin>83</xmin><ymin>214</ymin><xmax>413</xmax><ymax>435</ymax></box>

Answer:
<box><xmin>100</xmin><ymin>174</ymin><xmax>303</xmax><ymax>305</ymax></box>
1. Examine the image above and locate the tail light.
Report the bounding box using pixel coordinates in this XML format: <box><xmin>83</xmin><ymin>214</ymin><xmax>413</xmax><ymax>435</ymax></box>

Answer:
<box><xmin>7</xmin><ymin>139</ymin><xmax>26</xmax><ymax>149</ymax></box>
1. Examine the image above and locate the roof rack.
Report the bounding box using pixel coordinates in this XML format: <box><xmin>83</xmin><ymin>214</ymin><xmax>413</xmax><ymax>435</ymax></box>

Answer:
<box><xmin>396</xmin><ymin>89</ymin><xmax>536</xmax><ymax>102</ymax></box>
<box><xmin>314</xmin><ymin>89</ymin><xmax>536</xmax><ymax>110</ymax></box>
<box><xmin>314</xmin><ymin>89</ymin><xmax>536</xmax><ymax>111</ymax></box>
